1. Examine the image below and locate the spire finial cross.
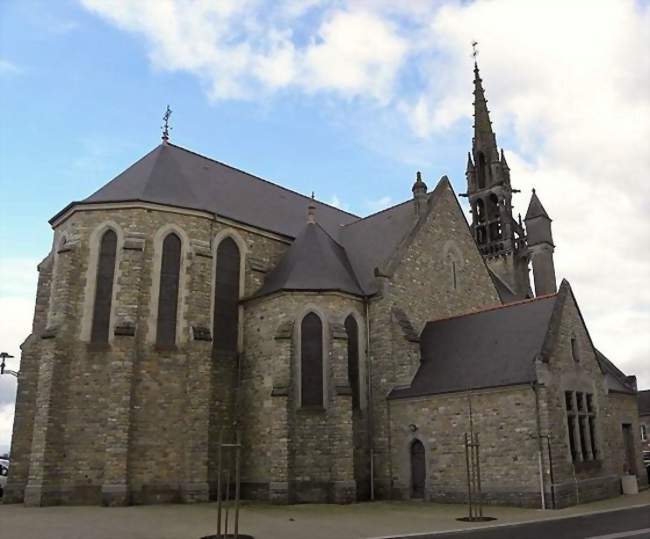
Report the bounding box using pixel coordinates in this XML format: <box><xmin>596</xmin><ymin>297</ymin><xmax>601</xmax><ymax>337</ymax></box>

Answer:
<box><xmin>471</xmin><ymin>40</ymin><xmax>479</xmax><ymax>62</ymax></box>
<box><xmin>162</xmin><ymin>105</ymin><xmax>172</xmax><ymax>143</ymax></box>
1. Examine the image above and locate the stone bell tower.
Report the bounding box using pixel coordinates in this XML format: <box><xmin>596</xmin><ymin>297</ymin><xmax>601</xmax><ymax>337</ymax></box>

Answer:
<box><xmin>463</xmin><ymin>61</ymin><xmax>531</xmax><ymax>300</ymax></box>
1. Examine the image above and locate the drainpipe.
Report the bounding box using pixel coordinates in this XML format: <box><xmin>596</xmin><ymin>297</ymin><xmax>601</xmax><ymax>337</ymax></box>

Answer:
<box><xmin>532</xmin><ymin>382</ymin><xmax>547</xmax><ymax>509</ymax></box>
<box><xmin>365</xmin><ymin>297</ymin><xmax>375</xmax><ymax>500</ymax></box>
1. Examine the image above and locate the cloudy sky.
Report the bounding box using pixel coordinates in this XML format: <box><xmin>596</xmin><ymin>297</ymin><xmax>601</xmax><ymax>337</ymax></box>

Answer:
<box><xmin>0</xmin><ymin>0</ymin><xmax>648</xmax><ymax>454</ymax></box>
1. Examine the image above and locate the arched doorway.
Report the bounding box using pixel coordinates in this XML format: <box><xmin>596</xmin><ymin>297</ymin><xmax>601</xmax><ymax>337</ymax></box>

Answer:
<box><xmin>410</xmin><ymin>439</ymin><xmax>425</xmax><ymax>499</ymax></box>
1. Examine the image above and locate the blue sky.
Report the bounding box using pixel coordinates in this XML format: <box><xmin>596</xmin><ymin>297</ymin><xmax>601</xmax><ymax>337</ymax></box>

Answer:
<box><xmin>0</xmin><ymin>0</ymin><xmax>649</xmax><ymax>453</ymax></box>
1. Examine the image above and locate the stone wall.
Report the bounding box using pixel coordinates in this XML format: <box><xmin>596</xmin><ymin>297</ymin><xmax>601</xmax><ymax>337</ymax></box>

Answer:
<box><xmin>388</xmin><ymin>386</ymin><xmax>543</xmax><ymax>508</ymax></box>
<box><xmin>8</xmin><ymin>205</ymin><xmax>290</xmax><ymax>505</ymax></box>
<box><xmin>240</xmin><ymin>291</ymin><xmax>366</xmax><ymax>503</ymax></box>
<box><xmin>536</xmin><ymin>289</ymin><xmax>648</xmax><ymax>508</ymax></box>
<box><xmin>368</xmin><ymin>184</ymin><xmax>501</xmax><ymax>498</ymax></box>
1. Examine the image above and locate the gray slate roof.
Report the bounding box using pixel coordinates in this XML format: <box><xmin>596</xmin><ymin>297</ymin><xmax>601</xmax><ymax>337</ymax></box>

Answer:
<box><xmin>595</xmin><ymin>349</ymin><xmax>637</xmax><ymax>395</ymax></box>
<box><xmin>54</xmin><ymin>142</ymin><xmax>426</xmax><ymax>297</ymax></box>
<box><xmin>390</xmin><ymin>295</ymin><xmax>558</xmax><ymax>398</ymax></box>
<box><xmin>52</xmin><ymin>143</ymin><xmax>359</xmax><ymax>238</ymax></box>
<box><xmin>639</xmin><ymin>390</ymin><xmax>650</xmax><ymax>416</ymax></box>
<box><xmin>253</xmin><ymin>221</ymin><xmax>364</xmax><ymax>298</ymax></box>
<box><xmin>525</xmin><ymin>190</ymin><xmax>550</xmax><ymax>220</ymax></box>
<box><xmin>339</xmin><ymin>200</ymin><xmax>417</xmax><ymax>294</ymax></box>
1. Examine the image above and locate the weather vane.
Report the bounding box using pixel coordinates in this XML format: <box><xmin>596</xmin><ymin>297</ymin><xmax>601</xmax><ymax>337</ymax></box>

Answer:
<box><xmin>471</xmin><ymin>40</ymin><xmax>479</xmax><ymax>61</ymax></box>
<box><xmin>161</xmin><ymin>105</ymin><xmax>172</xmax><ymax>143</ymax></box>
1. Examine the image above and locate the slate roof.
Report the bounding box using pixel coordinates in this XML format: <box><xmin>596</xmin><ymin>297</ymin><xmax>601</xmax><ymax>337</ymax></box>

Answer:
<box><xmin>390</xmin><ymin>295</ymin><xmax>558</xmax><ymax>398</ymax></box>
<box><xmin>639</xmin><ymin>390</ymin><xmax>650</xmax><ymax>416</ymax></box>
<box><xmin>51</xmin><ymin>143</ymin><xmax>359</xmax><ymax>238</ymax></box>
<box><xmin>595</xmin><ymin>349</ymin><xmax>637</xmax><ymax>395</ymax></box>
<box><xmin>338</xmin><ymin>200</ymin><xmax>417</xmax><ymax>294</ymax></box>
<box><xmin>525</xmin><ymin>190</ymin><xmax>550</xmax><ymax>220</ymax></box>
<box><xmin>253</xmin><ymin>221</ymin><xmax>364</xmax><ymax>298</ymax></box>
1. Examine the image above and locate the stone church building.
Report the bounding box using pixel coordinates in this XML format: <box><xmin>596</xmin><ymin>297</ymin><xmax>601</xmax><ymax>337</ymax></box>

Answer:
<box><xmin>6</xmin><ymin>63</ymin><xmax>646</xmax><ymax>508</ymax></box>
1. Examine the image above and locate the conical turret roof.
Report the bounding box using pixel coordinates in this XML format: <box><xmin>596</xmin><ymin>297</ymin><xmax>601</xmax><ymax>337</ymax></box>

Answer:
<box><xmin>254</xmin><ymin>220</ymin><xmax>364</xmax><ymax>298</ymax></box>
<box><xmin>525</xmin><ymin>189</ymin><xmax>550</xmax><ymax>220</ymax></box>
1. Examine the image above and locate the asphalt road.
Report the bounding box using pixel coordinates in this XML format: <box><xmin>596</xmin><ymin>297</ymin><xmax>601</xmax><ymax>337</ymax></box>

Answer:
<box><xmin>384</xmin><ymin>505</ymin><xmax>650</xmax><ymax>539</ymax></box>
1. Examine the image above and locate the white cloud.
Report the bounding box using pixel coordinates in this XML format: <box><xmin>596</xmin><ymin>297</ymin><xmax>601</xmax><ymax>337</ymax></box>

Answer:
<box><xmin>327</xmin><ymin>194</ymin><xmax>350</xmax><ymax>212</ymax></box>
<box><xmin>0</xmin><ymin>258</ymin><xmax>37</xmax><ymax>452</ymax></box>
<box><xmin>365</xmin><ymin>195</ymin><xmax>393</xmax><ymax>214</ymax></box>
<box><xmin>0</xmin><ymin>403</ymin><xmax>16</xmax><ymax>456</ymax></box>
<box><xmin>0</xmin><ymin>59</ymin><xmax>20</xmax><ymax>75</ymax></box>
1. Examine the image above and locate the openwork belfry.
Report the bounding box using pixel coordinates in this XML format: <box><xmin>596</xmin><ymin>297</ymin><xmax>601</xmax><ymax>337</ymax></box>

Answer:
<box><xmin>6</xmin><ymin>61</ymin><xmax>645</xmax><ymax>509</ymax></box>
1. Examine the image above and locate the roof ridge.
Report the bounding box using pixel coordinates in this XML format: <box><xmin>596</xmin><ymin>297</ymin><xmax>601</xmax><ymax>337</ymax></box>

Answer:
<box><xmin>428</xmin><ymin>293</ymin><xmax>558</xmax><ymax>325</ymax></box>
<box><xmin>167</xmin><ymin>143</ymin><xmax>361</xmax><ymax>219</ymax></box>
<box><xmin>341</xmin><ymin>198</ymin><xmax>413</xmax><ymax>228</ymax></box>
<box><xmin>314</xmin><ymin>222</ymin><xmax>366</xmax><ymax>293</ymax></box>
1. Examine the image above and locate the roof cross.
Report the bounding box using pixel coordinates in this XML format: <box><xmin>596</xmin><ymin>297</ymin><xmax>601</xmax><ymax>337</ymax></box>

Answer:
<box><xmin>161</xmin><ymin>105</ymin><xmax>172</xmax><ymax>143</ymax></box>
<box><xmin>471</xmin><ymin>40</ymin><xmax>479</xmax><ymax>61</ymax></box>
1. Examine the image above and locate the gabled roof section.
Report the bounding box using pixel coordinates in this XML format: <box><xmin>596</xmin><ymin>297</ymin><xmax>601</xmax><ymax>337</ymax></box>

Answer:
<box><xmin>251</xmin><ymin>221</ymin><xmax>364</xmax><ymax>299</ymax></box>
<box><xmin>51</xmin><ymin>143</ymin><xmax>359</xmax><ymax>238</ymax></box>
<box><xmin>390</xmin><ymin>295</ymin><xmax>557</xmax><ymax>399</ymax></box>
<box><xmin>595</xmin><ymin>349</ymin><xmax>637</xmax><ymax>395</ymax></box>
<box><xmin>487</xmin><ymin>268</ymin><xmax>517</xmax><ymax>304</ymax></box>
<box><xmin>338</xmin><ymin>199</ymin><xmax>416</xmax><ymax>294</ymax></box>
<box><xmin>525</xmin><ymin>189</ymin><xmax>550</xmax><ymax>220</ymax></box>
<box><xmin>639</xmin><ymin>390</ymin><xmax>650</xmax><ymax>416</ymax></box>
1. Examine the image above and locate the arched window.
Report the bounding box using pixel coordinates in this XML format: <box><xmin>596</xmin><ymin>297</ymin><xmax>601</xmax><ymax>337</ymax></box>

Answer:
<box><xmin>476</xmin><ymin>198</ymin><xmax>486</xmax><ymax>223</ymax></box>
<box><xmin>301</xmin><ymin>313</ymin><xmax>323</xmax><ymax>407</ymax></box>
<box><xmin>345</xmin><ymin>315</ymin><xmax>360</xmax><ymax>410</ymax></box>
<box><xmin>156</xmin><ymin>233</ymin><xmax>181</xmax><ymax>346</ymax></box>
<box><xmin>213</xmin><ymin>237</ymin><xmax>241</xmax><ymax>358</ymax></box>
<box><xmin>477</xmin><ymin>152</ymin><xmax>487</xmax><ymax>189</ymax></box>
<box><xmin>90</xmin><ymin>229</ymin><xmax>117</xmax><ymax>343</ymax></box>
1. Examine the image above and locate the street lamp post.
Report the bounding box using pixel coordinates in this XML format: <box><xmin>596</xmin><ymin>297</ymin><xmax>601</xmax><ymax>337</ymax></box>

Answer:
<box><xmin>0</xmin><ymin>352</ymin><xmax>18</xmax><ymax>378</ymax></box>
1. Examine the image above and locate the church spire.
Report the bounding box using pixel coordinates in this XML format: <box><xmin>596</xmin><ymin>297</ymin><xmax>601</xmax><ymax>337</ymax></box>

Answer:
<box><xmin>472</xmin><ymin>61</ymin><xmax>498</xmax><ymax>162</ymax></box>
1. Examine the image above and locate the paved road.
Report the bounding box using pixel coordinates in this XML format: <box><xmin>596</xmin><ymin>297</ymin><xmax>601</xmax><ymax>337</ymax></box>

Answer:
<box><xmin>381</xmin><ymin>505</ymin><xmax>650</xmax><ymax>539</ymax></box>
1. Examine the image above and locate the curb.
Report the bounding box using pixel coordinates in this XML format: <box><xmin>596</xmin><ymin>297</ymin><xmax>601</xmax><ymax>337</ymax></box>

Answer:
<box><xmin>366</xmin><ymin>501</ymin><xmax>650</xmax><ymax>539</ymax></box>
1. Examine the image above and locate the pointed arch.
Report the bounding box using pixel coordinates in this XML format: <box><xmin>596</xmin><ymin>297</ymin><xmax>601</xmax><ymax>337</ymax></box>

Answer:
<box><xmin>477</xmin><ymin>151</ymin><xmax>488</xmax><ymax>189</ymax></box>
<box><xmin>212</xmin><ymin>236</ymin><xmax>241</xmax><ymax>358</ymax></box>
<box><xmin>344</xmin><ymin>314</ymin><xmax>360</xmax><ymax>410</ymax></box>
<box><xmin>156</xmin><ymin>232</ymin><xmax>182</xmax><ymax>346</ymax></box>
<box><xmin>80</xmin><ymin>221</ymin><xmax>124</xmax><ymax>342</ymax></box>
<box><xmin>300</xmin><ymin>312</ymin><xmax>324</xmax><ymax>407</ymax></box>
<box><xmin>410</xmin><ymin>439</ymin><xmax>426</xmax><ymax>499</ymax></box>
<box><xmin>90</xmin><ymin>229</ymin><xmax>118</xmax><ymax>343</ymax></box>
<box><xmin>443</xmin><ymin>240</ymin><xmax>463</xmax><ymax>291</ymax></box>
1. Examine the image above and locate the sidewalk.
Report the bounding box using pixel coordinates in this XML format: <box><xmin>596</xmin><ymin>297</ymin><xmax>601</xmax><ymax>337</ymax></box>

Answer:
<box><xmin>1</xmin><ymin>490</ymin><xmax>648</xmax><ymax>539</ymax></box>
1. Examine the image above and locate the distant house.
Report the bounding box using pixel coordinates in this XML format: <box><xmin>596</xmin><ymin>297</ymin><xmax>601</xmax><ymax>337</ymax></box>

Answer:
<box><xmin>640</xmin><ymin>390</ymin><xmax>650</xmax><ymax>452</ymax></box>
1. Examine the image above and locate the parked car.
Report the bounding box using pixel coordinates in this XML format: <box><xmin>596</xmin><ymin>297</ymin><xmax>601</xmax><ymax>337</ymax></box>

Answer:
<box><xmin>0</xmin><ymin>460</ymin><xmax>8</xmax><ymax>497</ymax></box>
<box><xmin>644</xmin><ymin>451</ymin><xmax>650</xmax><ymax>483</ymax></box>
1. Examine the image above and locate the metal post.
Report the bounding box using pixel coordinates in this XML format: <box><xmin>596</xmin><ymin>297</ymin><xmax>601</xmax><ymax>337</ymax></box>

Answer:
<box><xmin>546</xmin><ymin>435</ymin><xmax>556</xmax><ymax>509</ymax></box>
<box><xmin>474</xmin><ymin>433</ymin><xmax>483</xmax><ymax>518</ymax></box>
<box><xmin>234</xmin><ymin>428</ymin><xmax>241</xmax><ymax>539</ymax></box>
<box><xmin>217</xmin><ymin>428</ymin><xmax>223</xmax><ymax>539</ymax></box>
<box><xmin>224</xmin><ymin>468</ymin><xmax>231</xmax><ymax>537</ymax></box>
<box><xmin>464</xmin><ymin>433</ymin><xmax>473</xmax><ymax>519</ymax></box>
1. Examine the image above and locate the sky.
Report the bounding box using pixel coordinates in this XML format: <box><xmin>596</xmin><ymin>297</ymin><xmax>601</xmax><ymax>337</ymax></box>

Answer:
<box><xmin>0</xmin><ymin>0</ymin><xmax>649</xmax><ymax>455</ymax></box>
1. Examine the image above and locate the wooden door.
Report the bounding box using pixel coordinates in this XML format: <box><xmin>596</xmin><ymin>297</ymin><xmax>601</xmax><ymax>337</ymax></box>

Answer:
<box><xmin>411</xmin><ymin>439</ymin><xmax>425</xmax><ymax>499</ymax></box>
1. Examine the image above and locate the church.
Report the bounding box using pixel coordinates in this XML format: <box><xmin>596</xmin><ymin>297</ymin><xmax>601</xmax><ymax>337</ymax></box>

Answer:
<box><xmin>5</xmin><ymin>63</ymin><xmax>646</xmax><ymax>509</ymax></box>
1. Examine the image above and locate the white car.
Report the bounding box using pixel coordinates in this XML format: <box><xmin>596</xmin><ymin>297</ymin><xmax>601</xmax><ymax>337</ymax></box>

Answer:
<box><xmin>0</xmin><ymin>460</ymin><xmax>9</xmax><ymax>496</ymax></box>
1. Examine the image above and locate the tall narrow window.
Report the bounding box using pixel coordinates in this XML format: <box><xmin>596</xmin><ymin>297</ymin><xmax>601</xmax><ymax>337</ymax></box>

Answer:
<box><xmin>213</xmin><ymin>238</ymin><xmax>241</xmax><ymax>358</ymax></box>
<box><xmin>156</xmin><ymin>233</ymin><xmax>181</xmax><ymax>346</ymax></box>
<box><xmin>301</xmin><ymin>313</ymin><xmax>323</xmax><ymax>407</ymax></box>
<box><xmin>571</xmin><ymin>336</ymin><xmax>579</xmax><ymax>362</ymax></box>
<box><xmin>345</xmin><ymin>315</ymin><xmax>360</xmax><ymax>410</ymax></box>
<box><xmin>90</xmin><ymin>229</ymin><xmax>117</xmax><ymax>343</ymax></box>
<box><xmin>477</xmin><ymin>152</ymin><xmax>487</xmax><ymax>189</ymax></box>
